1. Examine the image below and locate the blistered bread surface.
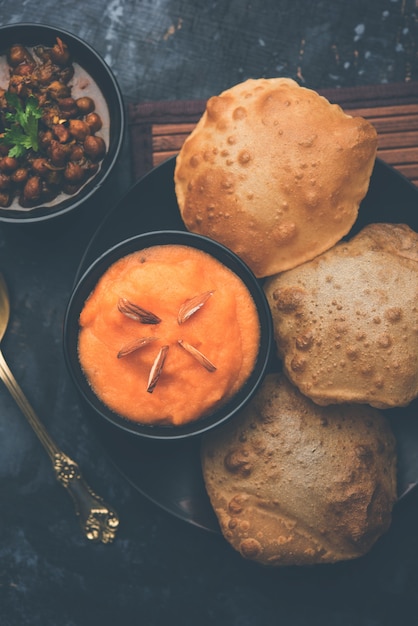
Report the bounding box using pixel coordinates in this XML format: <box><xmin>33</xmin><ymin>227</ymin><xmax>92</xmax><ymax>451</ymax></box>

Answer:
<box><xmin>201</xmin><ymin>373</ymin><xmax>397</xmax><ymax>566</ymax></box>
<box><xmin>174</xmin><ymin>77</ymin><xmax>377</xmax><ymax>277</ymax></box>
<box><xmin>264</xmin><ymin>223</ymin><xmax>418</xmax><ymax>408</ymax></box>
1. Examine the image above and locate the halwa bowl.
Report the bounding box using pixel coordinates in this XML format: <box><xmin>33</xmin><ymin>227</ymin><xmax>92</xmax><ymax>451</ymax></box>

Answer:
<box><xmin>63</xmin><ymin>230</ymin><xmax>273</xmax><ymax>440</ymax></box>
<box><xmin>0</xmin><ymin>23</ymin><xmax>125</xmax><ymax>224</ymax></box>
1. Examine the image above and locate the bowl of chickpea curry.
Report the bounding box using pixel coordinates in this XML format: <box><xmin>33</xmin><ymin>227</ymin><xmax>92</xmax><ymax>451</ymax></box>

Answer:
<box><xmin>0</xmin><ymin>23</ymin><xmax>125</xmax><ymax>224</ymax></box>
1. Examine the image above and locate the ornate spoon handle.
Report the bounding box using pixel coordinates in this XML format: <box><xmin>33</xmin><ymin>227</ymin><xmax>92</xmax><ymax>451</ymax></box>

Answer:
<box><xmin>0</xmin><ymin>349</ymin><xmax>119</xmax><ymax>543</ymax></box>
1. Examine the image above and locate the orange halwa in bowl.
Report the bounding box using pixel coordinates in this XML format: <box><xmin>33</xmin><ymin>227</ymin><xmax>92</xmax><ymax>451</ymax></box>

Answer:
<box><xmin>63</xmin><ymin>231</ymin><xmax>273</xmax><ymax>440</ymax></box>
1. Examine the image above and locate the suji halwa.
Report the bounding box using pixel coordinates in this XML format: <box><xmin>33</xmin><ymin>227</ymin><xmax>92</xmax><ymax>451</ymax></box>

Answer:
<box><xmin>0</xmin><ymin>37</ymin><xmax>109</xmax><ymax>209</ymax></box>
<box><xmin>78</xmin><ymin>244</ymin><xmax>261</xmax><ymax>426</ymax></box>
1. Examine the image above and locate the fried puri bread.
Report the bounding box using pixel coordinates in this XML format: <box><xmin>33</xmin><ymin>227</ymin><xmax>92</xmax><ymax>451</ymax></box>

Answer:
<box><xmin>174</xmin><ymin>77</ymin><xmax>377</xmax><ymax>277</ymax></box>
<box><xmin>201</xmin><ymin>373</ymin><xmax>397</xmax><ymax>566</ymax></box>
<box><xmin>264</xmin><ymin>223</ymin><xmax>418</xmax><ymax>409</ymax></box>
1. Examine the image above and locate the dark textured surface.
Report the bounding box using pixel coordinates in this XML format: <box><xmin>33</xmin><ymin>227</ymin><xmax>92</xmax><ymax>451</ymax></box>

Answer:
<box><xmin>1</xmin><ymin>1</ymin><xmax>418</xmax><ymax>625</ymax></box>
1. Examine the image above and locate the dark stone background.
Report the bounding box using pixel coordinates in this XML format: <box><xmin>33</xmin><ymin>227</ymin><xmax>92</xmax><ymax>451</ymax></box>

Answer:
<box><xmin>1</xmin><ymin>1</ymin><xmax>418</xmax><ymax>625</ymax></box>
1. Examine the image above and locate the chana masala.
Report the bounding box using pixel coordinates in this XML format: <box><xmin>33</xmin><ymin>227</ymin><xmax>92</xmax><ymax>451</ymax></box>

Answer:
<box><xmin>0</xmin><ymin>38</ymin><xmax>109</xmax><ymax>209</ymax></box>
<box><xmin>78</xmin><ymin>244</ymin><xmax>261</xmax><ymax>426</ymax></box>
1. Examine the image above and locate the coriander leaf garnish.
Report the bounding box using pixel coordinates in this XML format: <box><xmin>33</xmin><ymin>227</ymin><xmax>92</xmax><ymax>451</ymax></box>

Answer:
<box><xmin>0</xmin><ymin>92</ymin><xmax>43</xmax><ymax>158</ymax></box>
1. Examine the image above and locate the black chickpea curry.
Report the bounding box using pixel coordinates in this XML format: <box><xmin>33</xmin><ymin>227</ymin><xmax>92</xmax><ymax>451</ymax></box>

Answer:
<box><xmin>0</xmin><ymin>37</ymin><xmax>109</xmax><ymax>209</ymax></box>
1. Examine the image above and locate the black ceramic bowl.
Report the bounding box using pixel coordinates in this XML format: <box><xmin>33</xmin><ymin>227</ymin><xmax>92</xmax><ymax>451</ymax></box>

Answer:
<box><xmin>0</xmin><ymin>23</ymin><xmax>125</xmax><ymax>224</ymax></box>
<box><xmin>63</xmin><ymin>230</ymin><xmax>273</xmax><ymax>440</ymax></box>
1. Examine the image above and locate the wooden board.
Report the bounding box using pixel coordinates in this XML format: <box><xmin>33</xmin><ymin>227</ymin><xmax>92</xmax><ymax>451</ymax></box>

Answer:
<box><xmin>128</xmin><ymin>82</ymin><xmax>418</xmax><ymax>185</ymax></box>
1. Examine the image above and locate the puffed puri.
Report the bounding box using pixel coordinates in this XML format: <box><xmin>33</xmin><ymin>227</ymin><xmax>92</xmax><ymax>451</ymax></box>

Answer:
<box><xmin>201</xmin><ymin>373</ymin><xmax>397</xmax><ymax>566</ymax></box>
<box><xmin>264</xmin><ymin>222</ymin><xmax>418</xmax><ymax>409</ymax></box>
<box><xmin>174</xmin><ymin>77</ymin><xmax>378</xmax><ymax>278</ymax></box>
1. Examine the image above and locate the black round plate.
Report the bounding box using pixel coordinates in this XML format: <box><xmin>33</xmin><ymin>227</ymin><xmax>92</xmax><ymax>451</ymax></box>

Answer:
<box><xmin>74</xmin><ymin>156</ymin><xmax>418</xmax><ymax>532</ymax></box>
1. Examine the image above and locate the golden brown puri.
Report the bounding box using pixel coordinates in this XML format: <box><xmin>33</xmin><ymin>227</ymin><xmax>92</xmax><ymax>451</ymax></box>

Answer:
<box><xmin>264</xmin><ymin>223</ymin><xmax>418</xmax><ymax>409</ymax></box>
<box><xmin>201</xmin><ymin>373</ymin><xmax>397</xmax><ymax>567</ymax></box>
<box><xmin>174</xmin><ymin>77</ymin><xmax>377</xmax><ymax>278</ymax></box>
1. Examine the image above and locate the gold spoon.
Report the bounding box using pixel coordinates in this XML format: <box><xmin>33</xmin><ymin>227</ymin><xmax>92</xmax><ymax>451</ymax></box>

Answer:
<box><xmin>0</xmin><ymin>272</ymin><xmax>119</xmax><ymax>544</ymax></box>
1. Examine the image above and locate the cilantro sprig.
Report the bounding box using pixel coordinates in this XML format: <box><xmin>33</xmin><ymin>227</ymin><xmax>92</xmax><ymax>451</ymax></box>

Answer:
<box><xmin>0</xmin><ymin>92</ymin><xmax>43</xmax><ymax>158</ymax></box>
